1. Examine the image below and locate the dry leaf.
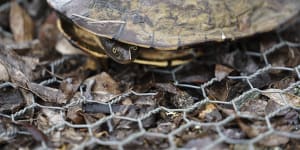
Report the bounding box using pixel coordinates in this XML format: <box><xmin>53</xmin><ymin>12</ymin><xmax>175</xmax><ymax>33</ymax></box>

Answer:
<box><xmin>215</xmin><ymin>64</ymin><xmax>233</xmax><ymax>81</ymax></box>
<box><xmin>259</xmin><ymin>126</ymin><xmax>291</xmax><ymax>146</ymax></box>
<box><xmin>198</xmin><ymin>103</ymin><xmax>216</xmax><ymax>119</ymax></box>
<box><xmin>0</xmin><ymin>88</ymin><xmax>24</xmax><ymax>113</ymax></box>
<box><xmin>60</xmin><ymin>77</ymin><xmax>82</xmax><ymax>100</ymax></box>
<box><xmin>82</xmin><ymin>72</ymin><xmax>120</xmax><ymax>103</ymax></box>
<box><xmin>66</xmin><ymin>103</ymin><xmax>84</xmax><ymax>124</ymax></box>
<box><xmin>84</xmin><ymin>72</ymin><xmax>120</xmax><ymax>95</ymax></box>
<box><xmin>22</xmin><ymin>124</ymin><xmax>54</xmax><ymax>148</ymax></box>
<box><xmin>37</xmin><ymin>108</ymin><xmax>64</xmax><ymax>131</ymax></box>
<box><xmin>27</xmin><ymin>82</ymin><xmax>68</xmax><ymax>104</ymax></box>
<box><xmin>155</xmin><ymin>83</ymin><xmax>194</xmax><ymax>108</ymax></box>
<box><xmin>38</xmin><ymin>12</ymin><xmax>60</xmax><ymax>49</ymax></box>
<box><xmin>55</xmin><ymin>38</ymin><xmax>84</xmax><ymax>55</ymax></box>
<box><xmin>206</xmin><ymin>81</ymin><xmax>230</xmax><ymax>101</ymax></box>
<box><xmin>262</xmin><ymin>89</ymin><xmax>300</xmax><ymax>107</ymax></box>
<box><xmin>198</xmin><ymin>103</ymin><xmax>222</xmax><ymax>122</ymax></box>
<box><xmin>239</xmin><ymin>98</ymin><xmax>267</xmax><ymax>117</ymax></box>
<box><xmin>9</xmin><ymin>1</ymin><xmax>34</xmax><ymax>43</ymax></box>
<box><xmin>0</xmin><ymin>62</ymin><xmax>9</xmax><ymax>81</ymax></box>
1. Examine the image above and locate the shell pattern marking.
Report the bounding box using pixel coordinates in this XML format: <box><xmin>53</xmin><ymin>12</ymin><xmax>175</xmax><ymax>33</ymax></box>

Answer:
<box><xmin>49</xmin><ymin>0</ymin><xmax>300</xmax><ymax>50</ymax></box>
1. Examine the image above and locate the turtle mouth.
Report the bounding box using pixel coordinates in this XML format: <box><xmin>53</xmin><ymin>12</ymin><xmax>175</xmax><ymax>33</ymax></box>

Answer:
<box><xmin>99</xmin><ymin>38</ymin><xmax>139</xmax><ymax>64</ymax></box>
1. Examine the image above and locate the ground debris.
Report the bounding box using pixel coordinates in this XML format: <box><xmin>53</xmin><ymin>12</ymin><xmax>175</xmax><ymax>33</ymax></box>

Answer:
<box><xmin>9</xmin><ymin>1</ymin><xmax>34</xmax><ymax>43</ymax></box>
<box><xmin>0</xmin><ymin>1</ymin><xmax>299</xmax><ymax>150</ymax></box>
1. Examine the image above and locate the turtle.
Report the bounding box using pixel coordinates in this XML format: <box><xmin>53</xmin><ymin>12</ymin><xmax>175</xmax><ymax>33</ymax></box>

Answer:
<box><xmin>47</xmin><ymin>0</ymin><xmax>300</xmax><ymax>67</ymax></box>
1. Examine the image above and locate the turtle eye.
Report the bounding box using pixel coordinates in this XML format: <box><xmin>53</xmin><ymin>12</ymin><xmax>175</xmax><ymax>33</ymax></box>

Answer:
<box><xmin>100</xmin><ymin>38</ymin><xmax>139</xmax><ymax>64</ymax></box>
<box><xmin>108</xmin><ymin>45</ymin><xmax>136</xmax><ymax>63</ymax></box>
<box><xmin>111</xmin><ymin>47</ymin><xmax>120</xmax><ymax>57</ymax></box>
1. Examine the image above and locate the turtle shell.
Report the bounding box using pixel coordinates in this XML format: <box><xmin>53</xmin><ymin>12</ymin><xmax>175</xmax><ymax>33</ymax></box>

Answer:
<box><xmin>56</xmin><ymin>15</ymin><xmax>198</xmax><ymax>66</ymax></box>
<box><xmin>48</xmin><ymin>0</ymin><xmax>300</xmax><ymax>49</ymax></box>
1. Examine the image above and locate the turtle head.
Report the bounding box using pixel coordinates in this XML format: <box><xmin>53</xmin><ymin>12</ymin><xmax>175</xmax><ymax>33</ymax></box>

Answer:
<box><xmin>100</xmin><ymin>38</ymin><xmax>139</xmax><ymax>64</ymax></box>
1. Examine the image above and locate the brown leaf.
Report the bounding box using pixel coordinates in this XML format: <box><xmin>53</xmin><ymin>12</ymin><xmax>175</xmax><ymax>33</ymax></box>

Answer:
<box><xmin>155</xmin><ymin>83</ymin><xmax>178</xmax><ymax>94</ymax></box>
<box><xmin>66</xmin><ymin>104</ymin><xmax>84</xmax><ymax>124</ymax></box>
<box><xmin>215</xmin><ymin>64</ymin><xmax>233</xmax><ymax>81</ymax></box>
<box><xmin>198</xmin><ymin>103</ymin><xmax>222</xmax><ymax>122</ymax></box>
<box><xmin>0</xmin><ymin>88</ymin><xmax>24</xmax><ymax>113</ymax></box>
<box><xmin>0</xmin><ymin>118</ymin><xmax>19</xmax><ymax>142</ymax></box>
<box><xmin>55</xmin><ymin>37</ymin><xmax>84</xmax><ymax>55</ymax></box>
<box><xmin>240</xmin><ymin>98</ymin><xmax>267</xmax><ymax>117</ymax></box>
<box><xmin>262</xmin><ymin>89</ymin><xmax>300</xmax><ymax>107</ymax></box>
<box><xmin>0</xmin><ymin>46</ymin><xmax>70</xmax><ymax>104</ymax></box>
<box><xmin>179</xmin><ymin>75</ymin><xmax>210</xmax><ymax>84</ymax></box>
<box><xmin>60</xmin><ymin>77</ymin><xmax>82</xmax><ymax>100</ymax></box>
<box><xmin>9</xmin><ymin>1</ymin><xmax>34</xmax><ymax>43</ymax></box>
<box><xmin>236</xmin><ymin>118</ymin><xmax>263</xmax><ymax>138</ymax></box>
<box><xmin>0</xmin><ymin>62</ymin><xmax>9</xmax><ymax>81</ymax></box>
<box><xmin>0</xmin><ymin>48</ymin><xmax>31</xmax><ymax>86</ymax></box>
<box><xmin>22</xmin><ymin>124</ymin><xmax>54</xmax><ymax>148</ymax></box>
<box><xmin>206</xmin><ymin>80</ymin><xmax>230</xmax><ymax>101</ymax></box>
<box><xmin>38</xmin><ymin>12</ymin><xmax>60</xmax><ymax>49</ymax></box>
<box><xmin>27</xmin><ymin>82</ymin><xmax>68</xmax><ymax>104</ymax></box>
<box><xmin>269</xmin><ymin>76</ymin><xmax>295</xmax><ymax>90</ymax></box>
<box><xmin>36</xmin><ymin>108</ymin><xmax>63</xmax><ymax>131</ymax></box>
<box><xmin>82</xmin><ymin>72</ymin><xmax>121</xmax><ymax>103</ymax></box>
<box><xmin>259</xmin><ymin>126</ymin><xmax>291</xmax><ymax>146</ymax></box>
<box><xmin>84</xmin><ymin>72</ymin><xmax>120</xmax><ymax>95</ymax></box>
<box><xmin>155</xmin><ymin>83</ymin><xmax>194</xmax><ymax>108</ymax></box>
<box><xmin>265</xmin><ymin>100</ymin><xmax>284</xmax><ymax>115</ymax></box>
